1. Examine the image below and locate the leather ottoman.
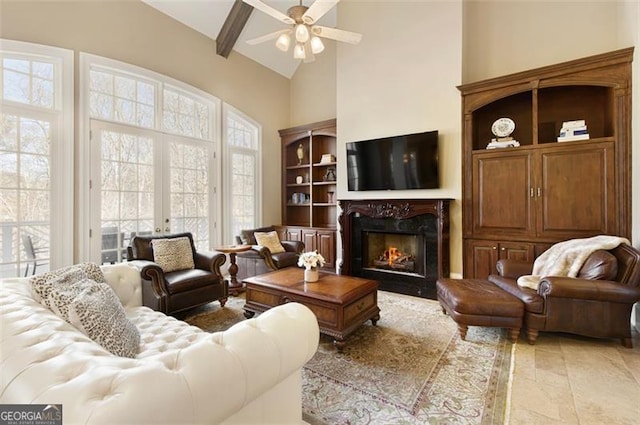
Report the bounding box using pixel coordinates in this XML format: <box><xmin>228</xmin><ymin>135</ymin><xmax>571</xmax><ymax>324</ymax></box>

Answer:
<box><xmin>436</xmin><ymin>278</ymin><xmax>524</xmax><ymax>342</ymax></box>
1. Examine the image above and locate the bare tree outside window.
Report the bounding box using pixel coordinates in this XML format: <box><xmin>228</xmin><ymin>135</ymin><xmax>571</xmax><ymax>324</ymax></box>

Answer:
<box><xmin>1</xmin><ymin>53</ymin><xmax>57</xmax><ymax>278</ymax></box>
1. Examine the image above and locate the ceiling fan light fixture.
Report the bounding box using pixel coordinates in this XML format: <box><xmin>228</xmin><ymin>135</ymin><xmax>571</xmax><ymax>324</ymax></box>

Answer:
<box><xmin>275</xmin><ymin>33</ymin><xmax>291</xmax><ymax>51</ymax></box>
<box><xmin>310</xmin><ymin>36</ymin><xmax>324</xmax><ymax>54</ymax></box>
<box><xmin>295</xmin><ymin>24</ymin><xmax>310</xmax><ymax>43</ymax></box>
<box><xmin>293</xmin><ymin>43</ymin><xmax>306</xmax><ymax>60</ymax></box>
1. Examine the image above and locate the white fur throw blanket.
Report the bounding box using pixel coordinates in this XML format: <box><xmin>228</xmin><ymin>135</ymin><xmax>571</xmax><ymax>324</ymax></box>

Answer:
<box><xmin>517</xmin><ymin>235</ymin><xmax>630</xmax><ymax>290</ymax></box>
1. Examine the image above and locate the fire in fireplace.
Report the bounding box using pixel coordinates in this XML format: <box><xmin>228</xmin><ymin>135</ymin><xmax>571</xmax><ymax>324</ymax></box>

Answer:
<box><xmin>364</xmin><ymin>232</ymin><xmax>422</xmax><ymax>275</ymax></box>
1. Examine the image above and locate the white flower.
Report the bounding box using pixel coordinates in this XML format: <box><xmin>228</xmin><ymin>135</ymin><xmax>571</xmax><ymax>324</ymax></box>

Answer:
<box><xmin>297</xmin><ymin>250</ymin><xmax>326</xmax><ymax>270</ymax></box>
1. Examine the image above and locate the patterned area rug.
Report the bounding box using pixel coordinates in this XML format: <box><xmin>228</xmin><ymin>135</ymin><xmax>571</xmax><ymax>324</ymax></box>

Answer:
<box><xmin>183</xmin><ymin>291</ymin><xmax>513</xmax><ymax>425</ymax></box>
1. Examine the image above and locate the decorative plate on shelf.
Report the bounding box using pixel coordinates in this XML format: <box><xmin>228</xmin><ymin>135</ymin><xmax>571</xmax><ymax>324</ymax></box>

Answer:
<box><xmin>491</xmin><ymin>117</ymin><xmax>516</xmax><ymax>138</ymax></box>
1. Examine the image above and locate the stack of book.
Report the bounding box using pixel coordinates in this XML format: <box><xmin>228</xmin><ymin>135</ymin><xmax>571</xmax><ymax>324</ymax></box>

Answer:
<box><xmin>558</xmin><ymin>120</ymin><xmax>589</xmax><ymax>142</ymax></box>
<box><xmin>487</xmin><ymin>137</ymin><xmax>520</xmax><ymax>149</ymax></box>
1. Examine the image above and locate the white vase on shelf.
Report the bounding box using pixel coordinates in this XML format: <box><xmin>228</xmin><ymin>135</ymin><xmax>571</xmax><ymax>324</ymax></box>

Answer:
<box><xmin>304</xmin><ymin>267</ymin><xmax>319</xmax><ymax>282</ymax></box>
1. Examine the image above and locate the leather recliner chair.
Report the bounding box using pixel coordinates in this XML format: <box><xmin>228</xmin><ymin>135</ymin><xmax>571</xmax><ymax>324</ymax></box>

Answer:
<box><xmin>126</xmin><ymin>232</ymin><xmax>227</xmax><ymax>315</ymax></box>
<box><xmin>488</xmin><ymin>243</ymin><xmax>640</xmax><ymax>348</ymax></box>
<box><xmin>234</xmin><ymin>226</ymin><xmax>304</xmax><ymax>281</ymax></box>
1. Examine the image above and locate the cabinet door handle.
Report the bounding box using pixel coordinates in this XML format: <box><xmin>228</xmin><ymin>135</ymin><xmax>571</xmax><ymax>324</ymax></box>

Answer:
<box><xmin>501</xmin><ymin>247</ymin><xmax>505</xmax><ymax>251</ymax></box>
<box><xmin>530</xmin><ymin>187</ymin><xmax>534</xmax><ymax>197</ymax></box>
<box><xmin>537</xmin><ymin>187</ymin><xmax>542</xmax><ymax>197</ymax></box>
<box><xmin>492</xmin><ymin>246</ymin><xmax>497</xmax><ymax>250</ymax></box>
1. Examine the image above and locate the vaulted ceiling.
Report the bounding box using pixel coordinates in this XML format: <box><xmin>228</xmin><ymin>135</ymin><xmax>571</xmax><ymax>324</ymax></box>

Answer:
<box><xmin>142</xmin><ymin>0</ymin><xmax>337</xmax><ymax>79</ymax></box>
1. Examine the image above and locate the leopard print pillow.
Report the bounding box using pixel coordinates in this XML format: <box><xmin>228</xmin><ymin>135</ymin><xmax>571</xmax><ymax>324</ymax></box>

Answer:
<box><xmin>65</xmin><ymin>277</ymin><xmax>140</xmax><ymax>358</ymax></box>
<box><xmin>30</xmin><ymin>266</ymin><xmax>140</xmax><ymax>358</ymax></box>
<box><xmin>30</xmin><ymin>262</ymin><xmax>105</xmax><ymax>304</ymax></box>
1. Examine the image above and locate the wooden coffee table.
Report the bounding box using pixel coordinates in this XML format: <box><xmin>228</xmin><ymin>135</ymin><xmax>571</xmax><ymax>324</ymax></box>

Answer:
<box><xmin>243</xmin><ymin>268</ymin><xmax>380</xmax><ymax>352</ymax></box>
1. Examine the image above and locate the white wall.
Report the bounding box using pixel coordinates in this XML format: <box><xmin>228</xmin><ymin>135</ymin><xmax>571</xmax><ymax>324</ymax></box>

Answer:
<box><xmin>336</xmin><ymin>1</ymin><xmax>464</xmax><ymax>274</ymax></box>
<box><xmin>290</xmin><ymin>41</ymin><xmax>337</xmax><ymax>127</ymax></box>
<box><xmin>463</xmin><ymin>1</ymin><xmax>623</xmax><ymax>83</ymax></box>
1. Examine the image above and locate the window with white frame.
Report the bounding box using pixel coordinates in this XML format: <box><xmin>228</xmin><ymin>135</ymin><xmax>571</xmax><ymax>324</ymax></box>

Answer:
<box><xmin>0</xmin><ymin>39</ymin><xmax>74</xmax><ymax>278</ymax></box>
<box><xmin>224</xmin><ymin>106</ymin><xmax>261</xmax><ymax>244</ymax></box>
<box><xmin>89</xmin><ymin>69</ymin><xmax>155</xmax><ymax>128</ymax></box>
<box><xmin>81</xmin><ymin>54</ymin><xmax>222</xmax><ymax>262</ymax></box>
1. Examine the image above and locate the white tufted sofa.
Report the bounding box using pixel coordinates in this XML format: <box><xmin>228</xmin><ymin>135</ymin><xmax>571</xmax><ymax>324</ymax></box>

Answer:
<box><xmin>0</xmin><ymin>263</ymin><xmax>319</xmax><ymax>424</ymax></box>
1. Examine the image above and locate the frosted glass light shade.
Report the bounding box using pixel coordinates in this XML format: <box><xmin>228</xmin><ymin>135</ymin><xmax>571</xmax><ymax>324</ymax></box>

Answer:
<box><xmin>293</xmin><ymin>43</ymin><xmax>306</xmax><ymax>59</ymax></box>
<box><xmin>295</xmin><ymin>24</ymin><xmax>310</xmax><ymax>43</ymax></box>
<box><xmin>276</xmin><ymin>33</ymin><xmax>291</xmax><ymax>51</ymax></box>
<box><xmin>310</xmin><ymin>36</ymin><xmax>325</xmax><ymax>54</ymax></box>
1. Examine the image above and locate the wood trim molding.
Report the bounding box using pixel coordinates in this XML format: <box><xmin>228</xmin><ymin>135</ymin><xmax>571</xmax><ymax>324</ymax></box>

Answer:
<box><xmin>216</xmin><ymin>0</ymin><xmax>253</xmax><ymax>58</ymax></box>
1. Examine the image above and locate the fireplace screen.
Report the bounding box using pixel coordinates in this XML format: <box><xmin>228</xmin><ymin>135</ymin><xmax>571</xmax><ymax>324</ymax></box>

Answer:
<box><xmin>363</xmin><ymin>232</ymin><xmax>424</xmax><ymax>276</ymax></box>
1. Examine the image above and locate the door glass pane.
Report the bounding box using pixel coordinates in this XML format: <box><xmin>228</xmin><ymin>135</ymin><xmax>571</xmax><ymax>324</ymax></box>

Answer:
<box><xmin>230</xmin><ymin>152</ymin><xmax>255</xmax><ymax>241</ymax></box>
<box><xmin>0</xmin><ymin>113</ymin><xmax>51</xmax><ymax>277</ymax></box>
<box><xmin>169</xmin><ymin>140</ymin><xmax>209</xmax><ymax>251</ymax></box>
<box><xmin>226</xmin><ymin>110</ymin><xmax>259</xmax><ymax>244</ymax></box>
<box><xmin>99</xmin><ymin>130</ymin><xmax>155</xmax><ymax>263</ymax></box>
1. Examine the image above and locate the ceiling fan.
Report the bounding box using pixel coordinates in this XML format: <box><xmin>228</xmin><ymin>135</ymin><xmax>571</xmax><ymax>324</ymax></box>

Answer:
<box><xmin>242</xmin><ymin>0</ymin><xmax>362</xmax><ymax>63</ymax></box>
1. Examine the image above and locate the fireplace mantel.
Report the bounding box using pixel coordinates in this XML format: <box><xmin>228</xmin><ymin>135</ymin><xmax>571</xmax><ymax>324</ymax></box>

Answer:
<box><xmin>339</xmin><ymin>198</ymin><xmax>451</xmax><ymax>299</ymax></box>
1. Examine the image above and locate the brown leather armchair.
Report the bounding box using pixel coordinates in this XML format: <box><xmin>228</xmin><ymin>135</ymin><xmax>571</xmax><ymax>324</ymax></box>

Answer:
<box><xmin>126</xmin><ymin>232</ymin><xmax>227</xmax><ymax>315</ymax></box>
<box><xmin>488</xmin><ymin>244</ymin><xmax>640</xmax><ymax>348</ymax></box>
<box><xmin>234</xmin><ymin>226</ymin><xmax>304</xmax><ymax>281</ymax></box>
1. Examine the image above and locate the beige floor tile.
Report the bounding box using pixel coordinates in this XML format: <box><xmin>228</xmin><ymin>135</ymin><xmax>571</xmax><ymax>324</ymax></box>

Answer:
<box><xmin>509</xmin><ymin>376</ymin><xmax>578</xmax><ymax>424</ymax></box>
<box><xmin>511</xmin><ymin>343</ymin><xmax>537</xmax><ymax>381</ymax></box>
<box><xmin>508</xmin><ymin>328</ymin><xmax>640</xmax><ymax>425</ymax></box>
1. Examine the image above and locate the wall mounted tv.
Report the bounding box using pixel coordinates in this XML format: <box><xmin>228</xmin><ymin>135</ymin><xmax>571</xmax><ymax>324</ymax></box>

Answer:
<box><xmin>346</xmin><ymin>130</ymin><xmax>439</xmax><ymax>191</ymax></box>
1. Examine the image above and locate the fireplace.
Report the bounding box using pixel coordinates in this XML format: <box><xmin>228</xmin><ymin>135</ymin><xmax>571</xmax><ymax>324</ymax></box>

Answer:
<box><xmin>339</xmin><ymin>199</ymin><xmax>450</xmax><ymax>299</ymax></box>
<box><xmin>366</xmin><ymin>232</ymin><xmax>421</xmax><ymax>274</ymax></box>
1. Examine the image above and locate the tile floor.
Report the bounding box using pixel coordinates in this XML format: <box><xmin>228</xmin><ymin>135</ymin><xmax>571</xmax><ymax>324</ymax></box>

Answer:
<box><xmin>507</xmin><ymin>327</ymin><xmax>640</xmax><ymax>425</ymax></box>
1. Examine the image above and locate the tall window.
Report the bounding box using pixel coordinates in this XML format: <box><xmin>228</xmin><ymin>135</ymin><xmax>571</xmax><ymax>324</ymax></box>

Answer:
<box><xmin>224</xmin><ymin>106</ymin><xmax>261</xmax><ymax>244</ymax></box>
<box><xmin>81</xmin><ymin>54</ymin><xmax>220</xmax><ymax>263</ymax></box>
<box><xmin>0</xmin><ymin>40</ymin><xmax>73</xmax><ymax>278</ymax></box>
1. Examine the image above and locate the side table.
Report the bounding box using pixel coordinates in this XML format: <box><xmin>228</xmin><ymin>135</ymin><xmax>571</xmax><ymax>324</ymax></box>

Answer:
<box><xmin>215</xmin><ymin>244</ymin><xmax>251</xmax><ymax>296</ymax></box>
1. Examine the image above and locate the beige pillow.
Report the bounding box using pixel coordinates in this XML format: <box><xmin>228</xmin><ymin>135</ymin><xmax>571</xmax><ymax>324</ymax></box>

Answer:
<box><xmin>151</xmin><ymin>237</ymin><xmax>195</xmax><ymax>273</ymax></box>
<box><xmin>254</xmin><ymin>231</ymin><xmax>285</xmax><ymax>254</ymax></box>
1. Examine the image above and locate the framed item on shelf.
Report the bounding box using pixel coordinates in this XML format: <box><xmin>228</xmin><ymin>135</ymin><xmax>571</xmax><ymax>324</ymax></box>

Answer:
<box><xmin>323</xmin><ymin>167</ymin><xmax>336</xmax><ymax>181</ymax></box>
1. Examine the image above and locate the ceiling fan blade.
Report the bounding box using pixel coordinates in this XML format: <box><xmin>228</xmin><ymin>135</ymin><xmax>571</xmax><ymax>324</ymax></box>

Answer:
<box><xmin>312</xmin><ymin>26</ymin><xmax>362</xmax><ymax>44</ymax></box>
<box><xmin>242</xmin><ymin>0</ymin><xmax>295</xmax><ymax>25</ymax></box>
<box><xmin>246</xmin><ymin>29</ymin><xmax>291</xmax><ymax>45</ymax></box>
<box><xmin>302</xmin><ymin>0</ymin><xmax>340</xmax><ymax>25</ymax></box>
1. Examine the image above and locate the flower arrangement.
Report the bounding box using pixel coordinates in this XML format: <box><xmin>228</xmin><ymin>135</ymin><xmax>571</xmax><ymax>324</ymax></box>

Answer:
<box><xmin>297</xmin><ymin>250</ymin><xmax>326</xmax><ymax>270</ymax></box>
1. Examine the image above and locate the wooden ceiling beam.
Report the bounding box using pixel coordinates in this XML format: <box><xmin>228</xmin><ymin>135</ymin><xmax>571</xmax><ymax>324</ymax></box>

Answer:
<box><xmin>216</xmin><ymin>0</ymin><xmax>254</xmax><ymax>58</ymax></box>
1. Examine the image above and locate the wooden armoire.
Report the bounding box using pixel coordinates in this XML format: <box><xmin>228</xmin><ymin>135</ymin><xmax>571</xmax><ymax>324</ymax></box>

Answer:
<box><xmin>458</xmin><ymin>48</ymin><xmax>633</xmax><ymax>278</ymax></box>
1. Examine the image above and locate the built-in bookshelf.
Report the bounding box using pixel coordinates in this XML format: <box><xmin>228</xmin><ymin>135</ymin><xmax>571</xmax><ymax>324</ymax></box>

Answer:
<box><xmin>279</xmin><ymin>119</ymin><xmax>337</xmax><ymax>270</ymax></box>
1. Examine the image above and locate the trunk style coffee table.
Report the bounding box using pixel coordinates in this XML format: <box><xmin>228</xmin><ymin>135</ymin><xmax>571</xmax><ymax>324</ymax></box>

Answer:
<box><xmin>243</xmin><ymin>268</ymin><xmax>380</xmax><ymax>352</ymax></box>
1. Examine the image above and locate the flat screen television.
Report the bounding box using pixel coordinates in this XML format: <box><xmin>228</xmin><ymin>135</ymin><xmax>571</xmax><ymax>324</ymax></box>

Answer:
<box><xmin>346</xmin><ymin>130</ymin><xmax>439</xmax><ymax>191</ymax></box>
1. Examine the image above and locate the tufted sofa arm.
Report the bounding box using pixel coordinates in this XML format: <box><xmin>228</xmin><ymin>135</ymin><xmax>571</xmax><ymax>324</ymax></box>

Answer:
<box><xmin>0</xmin><ymin>265</ymin><xmax>320</xmax><ymax>425</ymax></box>
<box><xmin>101</xmin><ymin>263</ymin><xmax>143</xmax><ymax>308</ymax></box>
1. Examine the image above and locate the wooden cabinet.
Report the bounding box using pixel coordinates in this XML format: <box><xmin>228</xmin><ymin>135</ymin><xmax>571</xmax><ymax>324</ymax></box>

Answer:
<box><xmin>473</xmin><ymin>141</ymin><xmax>615</xmax><ymax>240</ymax></box>
<box><xmin>466</xmin><ymin>240</ymin><xmax>535</xmax><ymax>279</ymax></box>
<box><xmin>278</xmin><ymin>119</ymin><xmax>337</xmax><ymax>272</ymax></box>
<box><xmin>277</xmin><ymin>225</ymin><xmax>336</xmax><ymax>270</ymax></box>
<box><xmin>459</xmin><ymin>48</ymin><xmax>632</xmax><ymax>278</ymax></box>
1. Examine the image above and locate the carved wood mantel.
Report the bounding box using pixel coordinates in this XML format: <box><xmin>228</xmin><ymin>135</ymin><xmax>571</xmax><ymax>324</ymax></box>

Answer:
<box><xmin>338</xmin><ymin>198</ymin><xmax>451</xmax><ymax>282</ymax></box>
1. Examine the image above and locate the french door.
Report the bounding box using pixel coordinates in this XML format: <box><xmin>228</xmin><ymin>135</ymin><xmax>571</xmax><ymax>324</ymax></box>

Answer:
<box><xmin>89</xmin><ymin>120</ymin><xmax>216</xmax><ymax>264</ymax></box>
